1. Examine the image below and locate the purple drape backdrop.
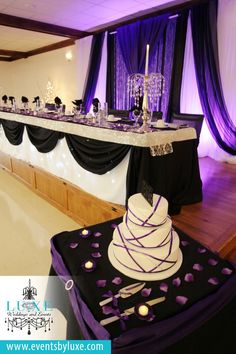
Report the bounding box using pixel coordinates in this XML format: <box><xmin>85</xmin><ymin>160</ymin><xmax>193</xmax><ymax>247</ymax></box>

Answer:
<box><xmin>191</xmin><ymin>0</ymin><xmax>236</xmax><ymax>155</ymax></box>
<box><xmin>115</xmin><ymin>15</ymin><xmax>177</xmax><ymax>119</ymax></box>
<box><xmin>82</xmin><ymin>33</ymin><xmax>105</xmax><ymax>113</ymax></box>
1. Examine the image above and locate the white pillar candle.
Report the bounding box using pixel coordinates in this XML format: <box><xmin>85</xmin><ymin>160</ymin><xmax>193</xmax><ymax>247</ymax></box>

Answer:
<box><xmin>144</xmin><ymin>44</ymin><xmax>150</xmax><ymax>76</ymax></box>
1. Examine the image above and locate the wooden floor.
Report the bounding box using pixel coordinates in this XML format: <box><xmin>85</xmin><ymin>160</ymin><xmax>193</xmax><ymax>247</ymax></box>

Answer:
<box><xmin>172</xmin><ymin>157</ymin><xmax>236</xmax><ymax>263</ymax></box>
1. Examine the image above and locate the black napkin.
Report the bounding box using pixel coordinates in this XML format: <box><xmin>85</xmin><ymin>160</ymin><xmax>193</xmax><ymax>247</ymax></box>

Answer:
<box><xmin>2</xmin><ymin>95</ymin><xmax>8</xmax><ymax>103</ymax></box>
<box><xmin>9</xmin><ymin>96</ymin><xmax>15</xmax><ymax>105</ymax></box>
<box><xmin>54</xmin><ymin>96</ymin><xmax>62</xmax><ymax>107</ymax></box>
<box><xmin>32</xmin><ymin>96</ymin><xmax>40</xmax><ymax>103</ymax></box>
<box><xmin>21</xmin><ymin>96</ymin><xmax>29</xmax><ymax>103</ymax></box>
<box><xmin>72</xmin><ymin>99</ymin><xmax>83</xmax><ymax>107</ymax></box>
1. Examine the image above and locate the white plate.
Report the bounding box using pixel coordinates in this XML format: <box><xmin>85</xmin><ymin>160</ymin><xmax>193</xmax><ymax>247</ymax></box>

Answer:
<box><xmin>107</xmin><ymin>117</ymin><xmax>121</xmax><ymax>122</ymax></box>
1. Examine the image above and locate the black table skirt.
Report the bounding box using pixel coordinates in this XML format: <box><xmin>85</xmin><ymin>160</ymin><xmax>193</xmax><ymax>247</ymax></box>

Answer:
<box><xmin>1</xmin><ymin>117</ymin><xmax>202</xmax><ymax>215</ymax></box>
<box><xmin>49</xmin><ymin>218</ymin><xmax>236</xmax><ymax>353</ymax></box>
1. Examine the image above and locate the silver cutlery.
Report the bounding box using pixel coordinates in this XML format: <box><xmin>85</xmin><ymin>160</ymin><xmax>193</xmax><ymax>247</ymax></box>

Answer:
<box><xmin>100</xmin><ymin>296</ymin><xmax>166</xmax><ymax>326</ymax></box>
<box><xmin>99</xmin><ymin>282</ymin><xmax>146</xmax><ymax>307</ymax></box>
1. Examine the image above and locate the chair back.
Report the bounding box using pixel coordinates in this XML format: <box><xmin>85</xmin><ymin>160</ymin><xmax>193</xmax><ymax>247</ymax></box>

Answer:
<box><xmin>108</xmin><ymin>109</ymin><xmax>130</xmax><ymax>119</ymax></box>
<box><xmin>171</xmin><ymin>113</ymin><xmax>204</xmax><ymax>141</ymax></box>
<box><xmin>152</xmin><ymin>111</ymin><xmax>163</xmax><ymax>121</ymax></box>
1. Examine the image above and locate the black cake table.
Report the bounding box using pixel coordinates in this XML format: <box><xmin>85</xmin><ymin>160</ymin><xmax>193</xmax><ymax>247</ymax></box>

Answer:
<box><xmin>49</xmin><ymin>217</ymin><xmax>236</xmax><ymax>354</ymax></box>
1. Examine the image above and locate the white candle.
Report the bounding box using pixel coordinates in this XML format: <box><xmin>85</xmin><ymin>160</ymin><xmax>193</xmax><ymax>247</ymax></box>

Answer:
<box><xmin>144</xmin><ymin>44</ymin><xmax>150</xmax><ymax>76</ymax></box>
<box><xmin>138</xmin><ymin>304</ymin><xmax>149</xmax><ymax>316</ymax></box>
<box><xmin>82</xmin><ymin>229</ymin><xmax>89</xmax><ymax>236</ymax></box>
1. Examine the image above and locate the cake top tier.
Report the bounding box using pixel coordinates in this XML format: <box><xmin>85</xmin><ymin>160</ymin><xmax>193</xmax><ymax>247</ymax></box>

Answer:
<box><xmin>127</xmin><ymin>193</ymin><xmax>168</xmax><ymax>227</ymax></box>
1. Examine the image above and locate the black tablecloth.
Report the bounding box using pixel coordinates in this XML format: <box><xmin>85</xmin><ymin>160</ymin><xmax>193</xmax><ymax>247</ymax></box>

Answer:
<box><xmin>50</xmin><ymin>218</ymin><xmax>236</xmax><ymax>354</ymax></box>
<box><xmin>1</xmin><ymin>116</ymin><xmax>202</xmax><ymax>215</ymax></box>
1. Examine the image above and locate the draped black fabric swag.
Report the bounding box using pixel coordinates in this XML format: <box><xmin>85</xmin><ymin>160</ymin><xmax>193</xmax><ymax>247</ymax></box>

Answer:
<box><xmin>26</xmin><ymin>125</ymin><xmax>64</xmax><ymax>153</ymax></box>
<box><xmin>0</xmin><ymin>119</ymin><xmax>24</xmax><ymax>145</ymax></box>
<box><xmin>65</xmin><ymin>134</ymin><xmax>130</xmax><ymax>175</ymax></box>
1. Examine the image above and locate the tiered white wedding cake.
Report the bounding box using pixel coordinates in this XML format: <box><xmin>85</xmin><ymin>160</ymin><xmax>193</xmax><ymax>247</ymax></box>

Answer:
<box><xmin>108</xmin><ymin>193</ymin><xmax>183</xmax><ymax>281</ymax></box>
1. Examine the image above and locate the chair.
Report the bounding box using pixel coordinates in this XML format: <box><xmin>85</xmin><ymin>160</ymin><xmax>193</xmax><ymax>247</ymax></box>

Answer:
<box><xmin>151</xmin><ymin>111</ymin><xmax>163</xmax><ymax>122</ymax></box>
<box><xmin>171</xmin><ymin>112</ymin><xmax>204</xmax><ymax>142</ymax></box>
<box><xmin>108</xmin><ymin>109</ymin><xmax>130</xmax><ymax>119</ymax></box>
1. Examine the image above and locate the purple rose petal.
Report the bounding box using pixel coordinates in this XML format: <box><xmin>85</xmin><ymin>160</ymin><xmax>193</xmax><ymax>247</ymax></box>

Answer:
<box><xmin>172</xmin><ymin>277</ymin><xmax>181</xmax><ymax>287</ymax></box>
<box><xmin>69</xmin><ymin>242</ymin><xmax>79</xmax><ymax>249</ymax></box>
<box><xmin>221</xmin><ymin>267</ymin><xmax>233</xmax><ymax>275</ymax></box>
<box><xmin>141</xmin><ymin>288</ymin><xmax>152</xmax><ymax>297</ymax></box>
<box><xmin>91</xmin><ymin>252</ymin><xmax>102</xmax><ymax>258</ymax></box>
<box><xmin>193</xmin><ymin>263</ymin><xmax>204</xmax><ymax>271</ymax></box>
<box><xmin>197</xmin><ymin>247</ymin><xmax>207</xmax><ymax>254</ymax></box>
<box><xmin>184</xmin><ymin>273</ymin><xmax>194</xmax><ymax>282</ymax></box>
<box><xmin>208</xmin><ymin>258</ymin><xmax>218</xmax><ymax>266</ymax></box>
<box><xmin>208</xmin><ymin>277</ymin><xmax>219</xmax><ymax>285</ymax></box>
<box><xmin>96</xmin><ymin>279</ymin><xmax>107</xmax><ymax>288</ymax></box>
<box><xmin>159</xmin><ymin>282</ymin><xmax>168</xmax><ymax>293</ymax></box>
<box><xmin>112</xmin><ymin>277</ymin><xmax>122</xmax><ymax>285</ymax></box>
<box><xmin>91</xmin><ymin>242</ymin><xmax>100</xmax><ymax>248</ymax></box>
<box><xmin>181</xmin><ymin>240</ymin><xmax>189</xmax><ymax>247</ymax></box>
<box><xmin>102</xmin><ymin>305</ymin><xmax>114</xmax><ymax>315</ymax></box>
<box><xmin>111</xmin><ymin>223</ymin><xmax>118</xmax><ymax>229</ymax></box>
<box><xmin>176</xmin><ymin>296</ymin><xmax>188</xmax><ymax>305</ymax></box>
<box><xmin>94</xmin><ymin>232</ymin><xmax>102</xmax><ymax>238</ymax></box>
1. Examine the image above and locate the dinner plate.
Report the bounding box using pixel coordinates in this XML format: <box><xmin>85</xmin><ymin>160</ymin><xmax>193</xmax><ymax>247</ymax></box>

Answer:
<box><xmin>107</xmin><ymin>117</ymin><xmax>121</xmax><ymax>122</ymax></box>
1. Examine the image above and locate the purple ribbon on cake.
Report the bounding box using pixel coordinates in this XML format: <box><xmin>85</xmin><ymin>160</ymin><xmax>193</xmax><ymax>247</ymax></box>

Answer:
<box><xmin>113</xmin><ymin>226</ymin><xmax>176</xmax><ymax>274</ymax></box>
<box><xmin>127</xmin><ymin>196</ymin><xmax>167</xmax><ymax>228</ymax></box>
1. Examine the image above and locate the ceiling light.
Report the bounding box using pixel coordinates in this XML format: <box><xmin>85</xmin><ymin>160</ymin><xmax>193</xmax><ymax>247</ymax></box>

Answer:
<box><xmin>65</xmin><ymin>51</ymin><xmax>73</xmax><ymax>61</ymax></box>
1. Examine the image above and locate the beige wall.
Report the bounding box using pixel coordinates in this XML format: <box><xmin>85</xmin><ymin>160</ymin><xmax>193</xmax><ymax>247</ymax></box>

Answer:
<box><xmin>0</xmin><ymin>45</ymin><xmax>78</xmax><ymax>112</ymax></box>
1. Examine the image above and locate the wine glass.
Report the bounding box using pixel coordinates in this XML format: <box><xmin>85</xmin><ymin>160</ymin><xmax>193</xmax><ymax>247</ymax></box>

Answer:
<box><xmin>132</xmin><ymin>109</ymin><xmax>142</xmax><ymax>128</ymax></box>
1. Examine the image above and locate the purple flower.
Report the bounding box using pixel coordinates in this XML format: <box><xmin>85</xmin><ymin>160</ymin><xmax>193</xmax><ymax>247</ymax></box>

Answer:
<box><xmin>96</xmin><ymin>279</ymin><xmax>107</xmax><ymax>288</ymax></box>
<box><xmin>176</xmin><ymin>296</ymin><xmax>188</xmax><ymax>305</ymax></box>
<box><xmin>112</xmin><ymin>277</ymin><xmax>122</xmax><ymax>285</ymax></box>
<box><xmin>159</xmin><ymin>282</ymin><xmax>168</xmax><ymax>293</ymax></box>
<box><xmin>91</xmin><ymin>252</ymin><xmax>102</xmax><ymax>258</ymax></box>
<box><xmin>208</xmin><ymin>277</ymin><xmax>219</xmax><ymax>285</ymax></box>
<box><xmin>141</xmin><ymin>288</ymin><xmax>152</xmax><ymax>297</ymax></box>
<box><xmin>197</xmin><ymin>247</ymin><xmax>207</xmax><ymax>254</ymax></box>
<box><xmin>193</xmin><ymin>263</ymin><xmax>204</xmax><ymax>271</ymax></box>
<box><xmin>102</xmin><ymin>305</ymin><xmax>114</xmax><ymax>315</ymax></box>
<box><xmin>208</xmin><ymin>258</ymin><xmax>218</xmax><ymax>266</ymax></box>
<box><xmin>91</xmin><ymin>242</ymin><xmax>100</xmax><ymax>248</ymax></box>
<box><xmin>111</xmin><ymin>223</ymin><xmax>118</xmax><ymax>229</ymax></box>
<box><xmin>181</xmin><ymin>240</ymin><xmax>189</xmax><ymax>247</ymax></box>
<box><xmin>221</xmin><ymin>267</ymin><xmax>233</xmax><ymax>275</ymax></box>
<box><xmin>172</xmin><ymin>277</ymin><xmax>181</xmax><ymax>287</ymax></box>
<box><xmin>69</xmin><ymin>242</ymin><xmax>79</xmax><ymax>249</ymax></box>
<box><xmin>184</xmin><ymin>273</ymin><xmax>194</xmax><ymax>282</ymax></box>
<box><xmin>94</xmin><ymin>232</ymin><xmax>102</xmax><ymax>238</ymax></box>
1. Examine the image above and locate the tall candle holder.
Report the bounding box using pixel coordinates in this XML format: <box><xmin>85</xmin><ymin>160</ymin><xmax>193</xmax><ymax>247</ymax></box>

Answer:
<box><xmin>127</xmin><ymin>72</ymin><xmax>165</xmax><ymax>132</ymax></box>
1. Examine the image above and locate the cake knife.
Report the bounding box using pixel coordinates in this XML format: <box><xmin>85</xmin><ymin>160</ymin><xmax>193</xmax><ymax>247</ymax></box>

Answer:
<box><xmin>100</xmin><ymin>296</ymin><xmax>166</xmax><ymax>326</ymax></box>
<box><xmin>99</xmin><ymin>282</ymin><xmax>146</xmax><ymax>307</ymax></box>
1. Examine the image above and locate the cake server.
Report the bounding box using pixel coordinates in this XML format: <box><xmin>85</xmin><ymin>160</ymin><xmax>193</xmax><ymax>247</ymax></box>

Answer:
<box><xmin>100</xmin><ymin>296</ymin><xmax>166</xmax><ymax>326</ymax></box>
<box><xmin>99</xmin><ymin>282</ymin><xmax>146</xmax><ymax>307</ymax></box>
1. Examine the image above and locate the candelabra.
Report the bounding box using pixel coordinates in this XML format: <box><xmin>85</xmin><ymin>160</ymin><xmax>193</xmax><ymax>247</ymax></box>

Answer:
<box><xmin>127</xmin><ymin>72</ymin><xmax>165</xmax><ymax>132</ymax></box>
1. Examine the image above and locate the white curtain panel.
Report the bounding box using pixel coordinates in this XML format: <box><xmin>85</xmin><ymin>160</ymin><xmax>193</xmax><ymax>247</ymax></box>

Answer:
<box><xmin>181</xmin><ymin>1</ymin><xmax>236</xmax><ymax>163</ymax></box>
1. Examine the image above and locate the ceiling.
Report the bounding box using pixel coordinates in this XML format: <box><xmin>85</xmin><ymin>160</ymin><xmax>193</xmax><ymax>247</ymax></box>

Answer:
<box><xmin>0</xmin><ymin>0</ymin><xmax>194</xmax><ymax>61</ymax></box>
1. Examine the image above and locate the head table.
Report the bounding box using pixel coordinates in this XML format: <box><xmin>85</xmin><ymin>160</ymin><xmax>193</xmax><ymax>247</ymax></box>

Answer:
<box><xmin>49</xmin><ymin>217</ymin><xmax>236</xmax><ymax>354</ymax></box>
<box><xmin>0</xmin><ymin>109</ymin><xmax>202</xmax><ymax>213</ymax></box>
